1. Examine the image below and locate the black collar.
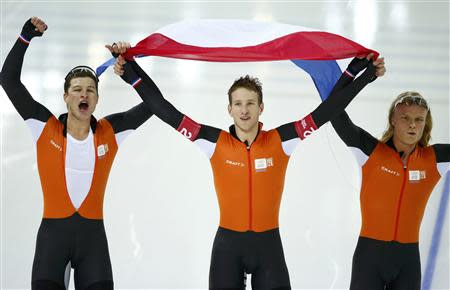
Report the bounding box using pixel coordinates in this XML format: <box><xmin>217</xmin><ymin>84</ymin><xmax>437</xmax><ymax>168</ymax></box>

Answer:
<box><xmin>386</xmin><ymin>137</ymin><xmax>396</xmax><ymax>150</ymax></box>
<box><xmin>229</xmin><ymin>123</ymin><xmax>262</xmax><ymax>146</ymax></box>
<box><xmin>58</xmin><ymin>113</ymin><xmax>97</xmax><ymax>137</ymax></box>
<box><xmin>386</xmin><ymin>137</ymin><xmax>419</xmax><ymax>158</ymax></box>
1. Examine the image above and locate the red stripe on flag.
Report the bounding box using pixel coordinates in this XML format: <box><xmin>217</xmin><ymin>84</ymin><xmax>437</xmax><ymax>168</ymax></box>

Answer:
<box><xmin>124</xmin><ymin>32</ymin><xmax>378</xmax><ymax>62</ymax></box>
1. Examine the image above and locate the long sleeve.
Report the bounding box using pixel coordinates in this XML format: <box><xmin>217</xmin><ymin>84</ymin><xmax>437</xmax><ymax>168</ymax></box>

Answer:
<box><xmin>1</xmin><ymin>36</ymin><xmax>53</xmax><ymax>142</ymax></box>
<box><xmin>276</xmin><ymin>63</ymin><xmax>377</xmax><ymax>156</ymax></box>
<box><xmin>120</xmin><ymin>60</ymin><xmax>222</xmax><ymax>158</ymax></box>
<box><xmin>103</xmin><ymin>101</ymin><xmax>154</xmax><ymax>146</ymax></box>
<box><xmin>433</xmin><ymin>144</ymin><xmax>450</xmax><ymax>176</ymax></box>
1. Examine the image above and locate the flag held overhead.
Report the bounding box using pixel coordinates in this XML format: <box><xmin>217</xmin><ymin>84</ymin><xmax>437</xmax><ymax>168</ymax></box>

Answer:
<box><xmin>97</xmin><ymin>19</ymin><xmax>378</xmax><ymax>100</ymax></box>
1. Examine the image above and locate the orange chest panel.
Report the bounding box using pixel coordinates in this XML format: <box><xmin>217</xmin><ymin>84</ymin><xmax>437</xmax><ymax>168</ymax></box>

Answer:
<box><xmin>210</xmin><ymin>130</ymin><xmax>290</xmax><ymax>232</ymax></box>
<box><xmin>36</xmin><ymin>117</ymin><xmax>118</xmax><ymax>219</ymax></box>
<box><xmin>360</xmin><ymin>143</ymin><xmax>441</xmax><ymax>242</ymax></box>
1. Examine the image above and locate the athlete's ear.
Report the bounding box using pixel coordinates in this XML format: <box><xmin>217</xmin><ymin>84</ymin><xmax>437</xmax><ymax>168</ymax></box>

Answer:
<box><xmin>63</xmin><ymin>92</ymin><xmax>69</xmax><ymax>103</ymax></box>
<box><xmin>228</xmin><ymin>104</ymin><xmax>232</xmax><ymax>115</ymax></box>
<box><xmin>390</xmin><ymin>112</ymin><xmax>397</xmax><ymax>127</ymax></box>
<box><xmin>259</xmin><ymin>102</ymin><xmax>264</xmax><ymax>115</ymax></box>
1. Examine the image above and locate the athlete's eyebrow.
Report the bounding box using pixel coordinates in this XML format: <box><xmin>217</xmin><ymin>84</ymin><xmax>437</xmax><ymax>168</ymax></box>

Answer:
<box><xmin>71</xmin><ymin>85</ymin><xmax>96</xmax><ymax>89</ymax></box>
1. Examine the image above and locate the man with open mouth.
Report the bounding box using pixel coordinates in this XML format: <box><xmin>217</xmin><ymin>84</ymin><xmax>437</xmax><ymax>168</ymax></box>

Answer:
<box><xmin>1</xmin><ymin>17</ymin><xmax>154</xmax><ymax>290</ymax></box>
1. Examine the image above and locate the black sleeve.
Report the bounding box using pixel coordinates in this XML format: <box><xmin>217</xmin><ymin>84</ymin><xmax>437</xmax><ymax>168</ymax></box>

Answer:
<box><xmin>126</xmin><ymin>61</ymin><xmax>221</xmax><ymax>143</ymax></box>
<box><xmin>275</xmin><ymin>71</ymin><xmax>355</xmax><ymax>142</ymax></box>
<box><xmin>197</xmin><ymin>124</ymin><xmax>221</xmax><ymax>143</ymax></box>
<box><xmin>103</xmin><ymin>102</ymin><xmax>153</xmax><ymax>134</ymax></box>
<box><xmin>331</xmin><ymin>111</ymin><xmax>378</xmax><ymax>156</ymax></box>
<box><xmin>276</xmin><ymin>63</ymin><xmax>376</xmax><ymax>142</ymax></box>
<box><xmin>328</xmin><ymin>68</ymin><xmax>379</xmax><ymax>156</ymax></box>
<box><xmin>311</xmin><ymin>62</ymin><xmax>376</xmax><ymax>128</ymax></box>
<box><xmin>1</xmin><ymin>38</ymin><xmax>52</xmax><ymax>122</ymax></box>
<box><xmin>275</xmin><ymin>122</ymin><xmax>299</xmax><ymax>142</ymax></box>
<box><xmin>433</xmin><ymin>144</ymin><xmax>450</xmax><ymax>163</ymax></box>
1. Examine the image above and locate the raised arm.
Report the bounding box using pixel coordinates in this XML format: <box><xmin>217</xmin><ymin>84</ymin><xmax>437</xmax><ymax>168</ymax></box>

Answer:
<box><xmin>109</xmin><ymin>42</ymin><xmax>221</xmax><ymax>157</ymax></box>
<box><xmin>276</xmin><ymin>56</ymin><xmax>383</xmax><ymax>156</ymax></box>
<box><xmin>1</xmin><ymin>17</ymin><xmax>53</xmax><ymax>141</ymax></box>
<box><xmin>103</xmin><ymin>102</ymin><xmax>154</xmax><ymax>145</ymax></box>
<box><xmin>328</xmin><ymin>57</ymin><xmax>386</xmax><ymax>165</ymax></box>
<box><xmin>101</xmin><ymin>43</ymin><xmax>154</xmax><ymax>145</ymax></box>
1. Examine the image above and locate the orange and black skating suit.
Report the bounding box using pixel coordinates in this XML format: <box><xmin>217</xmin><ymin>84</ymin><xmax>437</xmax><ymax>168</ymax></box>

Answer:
<box><xmin>331</xmin><ymin>74</ymin><xmax>449</xmax><ymax>290</ymax></box>
<box><xmin>1</xmin><ymin>33</ymin><xmax>153</xmax><ymax>289</ymax></box>
<box><xmin>120</xmin><ymin>59</ymin><xmax>378</xmax><ymax>289</ymax></box>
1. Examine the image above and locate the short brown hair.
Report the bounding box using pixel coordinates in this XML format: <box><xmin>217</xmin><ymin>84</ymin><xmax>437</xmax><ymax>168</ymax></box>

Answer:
<box><xmin>64</xmin><ymin>66</ymin><xmax>99</xmax><ymax>93</ymax></box>
<box><xmin>380</xmin><ymin>91</ymin><xmax>433</xmax><ymax>146</ymax></box>
<box><xmin>228</xmin><ymin>75</ymin><xmax>263</xmax><ymax>104</ymax></box>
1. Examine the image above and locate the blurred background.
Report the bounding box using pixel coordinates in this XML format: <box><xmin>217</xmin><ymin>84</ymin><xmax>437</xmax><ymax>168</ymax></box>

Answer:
<box><xmin>1</xmin><ymin>1</ymin><xmax>449</xmax><ymax>289</ymax></box>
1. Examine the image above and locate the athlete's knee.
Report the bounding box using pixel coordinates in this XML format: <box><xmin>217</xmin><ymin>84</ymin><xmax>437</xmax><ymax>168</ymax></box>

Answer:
<box><xmin>32</xmin><ymin>279</ymin><xmax>66</xmax><ymax>290</ymax></box>
<box><xmin>84</xmin><ymin>280</ymin><xmax>114</xmax><ymax>290</ymax></box>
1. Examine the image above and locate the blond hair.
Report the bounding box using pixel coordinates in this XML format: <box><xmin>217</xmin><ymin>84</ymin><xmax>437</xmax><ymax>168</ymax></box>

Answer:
<box><xmin>380</xmin><ymin>91</ymin><xmax>432</xmax><ymax>146</ymax></box>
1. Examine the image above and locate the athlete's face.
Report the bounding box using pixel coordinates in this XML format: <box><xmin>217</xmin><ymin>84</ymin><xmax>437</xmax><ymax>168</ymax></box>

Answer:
<box><xmin>228</xmin><ymin>87</ymin><xmax>264</xmax><ymax>133</ymax></box>
<box><xmin>64</xmin><ymin>77</ymin><xmax>98</xmax><ymax>121</ymax></box>
<box><xmin>391</xmin><ymin>104</ymin><xmax>428</xmax><ymax>147</ymax></box>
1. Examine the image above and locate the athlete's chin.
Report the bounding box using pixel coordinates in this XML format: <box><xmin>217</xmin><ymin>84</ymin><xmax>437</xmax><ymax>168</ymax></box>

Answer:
<box><xmin>237</xmin><ymin>123</ymin><xmax>256</xmax><ymax>132</ymax></box>
<box><xmin>401</xmin><ymin>136</ymin><xmax>420</xmax><ymax>146</ymax></box>
<box><xmin>74</xmin><ymin>110</ymin><xmax>93</xmax><ymax>121</ymax></box>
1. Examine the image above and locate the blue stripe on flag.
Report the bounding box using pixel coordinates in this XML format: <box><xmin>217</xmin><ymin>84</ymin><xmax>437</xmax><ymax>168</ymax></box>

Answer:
<box><xmin>291</xmin><ymin>59</ymin><xmax>342</xmax><ymax>101</ymax></box>
<box><xmin>96</xmin><ymin>55</ymin><xmax>146</xmax><ymax>77</ymax></box>
<box><xmin>96</xmin><ymin>57</ymin><xmax>116</xmax><ymax>76</ymax></box>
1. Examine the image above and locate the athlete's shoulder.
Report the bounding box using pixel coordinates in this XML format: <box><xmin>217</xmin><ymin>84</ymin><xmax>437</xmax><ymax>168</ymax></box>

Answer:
<box><xmin>34</xmin><ymin>115</ymin><xmax>64</xmax><ymax>146</ymax></box>
<box><xmin>45</xmin><ymin>115</ymin><xmax>63</xmax><ymax>131</ymax></box>
<box><xmin>97</xmin><ymin>117</ymin><xmax>112</xmax><ymax>127</ymax></box>
<box><xmin>217</xmin><ymin>129</ymin><xmax>233</xmax><ymax>142</ymax></box>
<box><xmin>375</xmin><ymin>140</ymin><xmax>389</xmax><ymax>149</ymax></box>
<box><xmin>261</xmin><ymin>128</ymin><xmax>282</xmax><ymax>141</ymax></box>
<box><xmin>367</xmin><ymin>141</ymin><xmax>394</xmax><ymax>158</ymax></box>
<box><xmin>95</xmin><ymin>118</ymin><xmax>116</xmax><ymax>136</ymax></box>
<box><xmin>421</xmin><ymin>144</ymin><xmax>437</xmax><ymax>153</ymax></box>
<box><xmin>265</xmin><ymin>128</ymin><xmax>279</xmax><ymax>135</ymax></box>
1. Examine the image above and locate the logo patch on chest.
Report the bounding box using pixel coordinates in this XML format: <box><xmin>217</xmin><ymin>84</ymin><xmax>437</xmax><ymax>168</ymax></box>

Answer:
<box><xmin>254</xmin><ymin>157</ymin><xmax>274</xmax><ymax>172</ymax></box>
<box><xmin>97</xmin><ymin>144</ymin><xmax>109</xmax><ymax>159</ymax></box>
<box><xmin>409</xmin><ymin>170</ymin><xmax>426</xmax><ymax>182</ymax></box>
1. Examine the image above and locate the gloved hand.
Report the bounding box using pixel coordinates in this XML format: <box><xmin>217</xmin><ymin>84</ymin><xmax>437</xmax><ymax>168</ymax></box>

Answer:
<box><xmin>358</xmin><ymin>60</ymin><xmax>377</xmax><ymax>83</ymax></box>
<box><xmin>21</xmin><ymin>17</ymin><xmax>47</xmax><ymax>41</ymax></box>
<box><xmin>346</xmin><ymin>57</ymin><xmax>370</xmax><ymax>77</ymax></box>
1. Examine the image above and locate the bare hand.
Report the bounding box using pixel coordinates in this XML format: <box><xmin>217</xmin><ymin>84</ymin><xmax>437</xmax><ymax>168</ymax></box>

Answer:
<box><xmin>105</xmin><ymin>41</ymin><xmax>131</xmax><ymax>76</ymax></box>
<box><xmin>30</xmin><ymin>16</ymin><xmax>48</xmax><ymax>33</ymax></box>
<box><xmin>113</xmin><ymin>56</ymin><xmax>126</xmax><ymax>76</ymax></box>
<box><xmin>105</xmin><ymin>41</ymin><xmax>131</xmax><ymax>55</ymax></box>
<box><xmin>373</xmin><ymin>57</ymin><xmax>386</xmax><ymax>77</ymax></box>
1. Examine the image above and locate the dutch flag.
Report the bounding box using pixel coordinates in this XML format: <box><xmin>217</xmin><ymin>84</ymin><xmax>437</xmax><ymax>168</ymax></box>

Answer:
<box><xmin>97</xmin><ymin>19</ymin><xmax>378</xmax><ymax>101</ymax></box>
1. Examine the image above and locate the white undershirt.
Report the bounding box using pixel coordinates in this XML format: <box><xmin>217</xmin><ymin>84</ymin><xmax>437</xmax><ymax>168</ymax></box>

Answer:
<box><xmin>65</xmin><ymin>130</ymin><xmax>95</xmax><ymax>209</ymax></box>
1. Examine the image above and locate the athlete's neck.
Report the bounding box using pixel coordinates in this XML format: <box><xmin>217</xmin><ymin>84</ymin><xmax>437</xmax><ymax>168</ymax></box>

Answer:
<box><xmin>67</xmin><ymin>114</ymin><xmax>91</xmax><ymax>140</ymax></box>
<box><xmin>234</xmin><ymin>123</ymin><xmax>259</xmax><ymax>147</ymax></box>
<box><xmin>392</xmin><ymin>135</ymin><xmax>416</xmax><ymax>164</ymax></box>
